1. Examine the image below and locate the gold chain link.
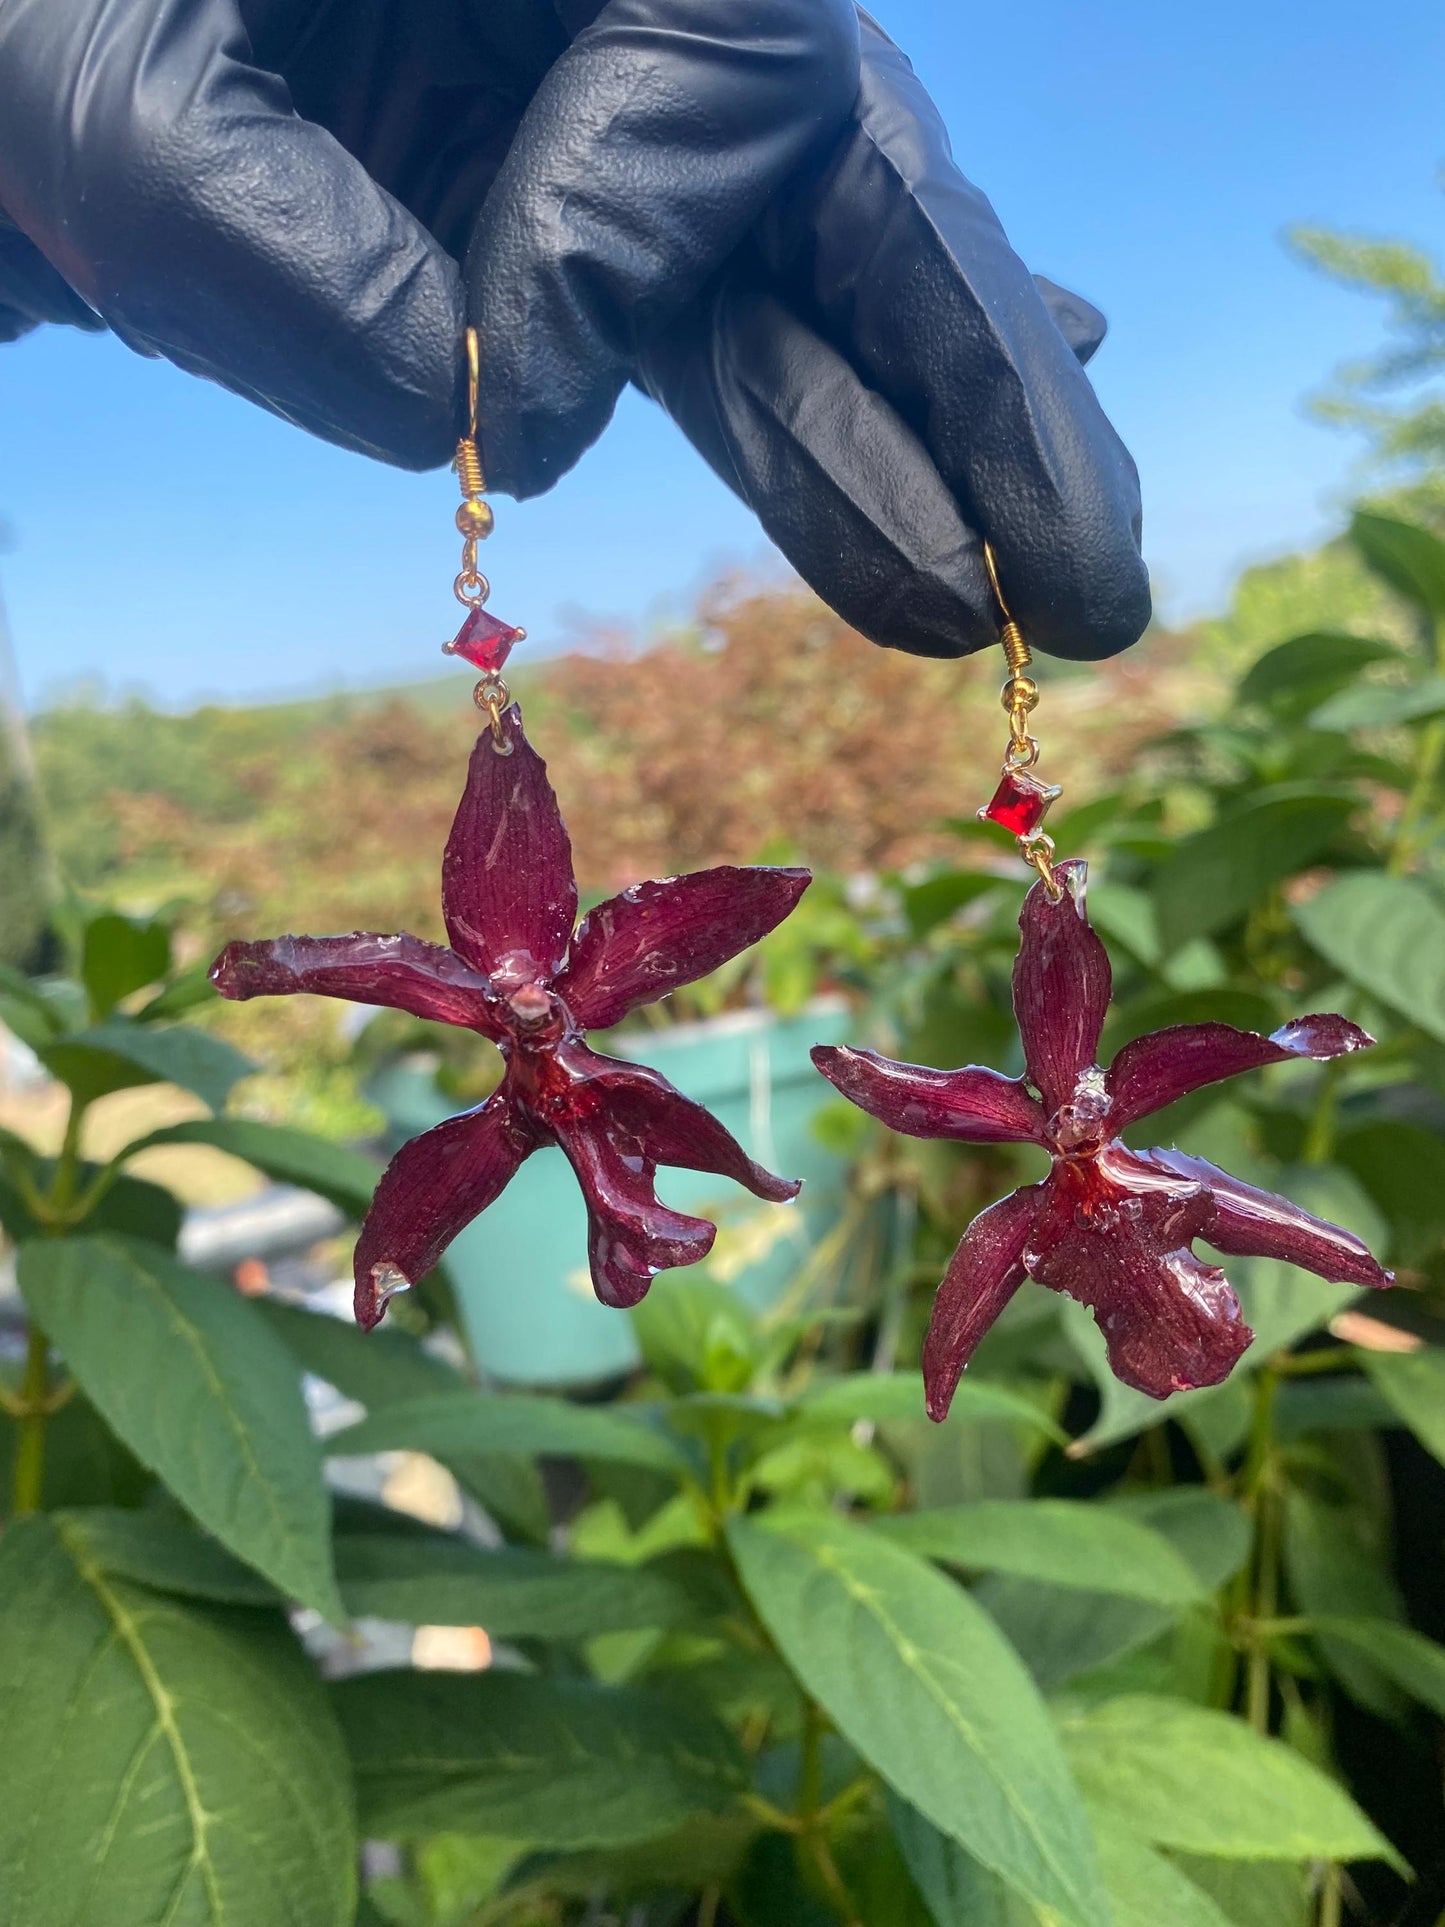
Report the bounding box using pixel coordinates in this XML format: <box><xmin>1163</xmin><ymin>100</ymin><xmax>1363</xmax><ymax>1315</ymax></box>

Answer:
<box><xmin>983</xmin><ymin>541</ymin><xmax>1062</xmax><ymax>900</ymax></box>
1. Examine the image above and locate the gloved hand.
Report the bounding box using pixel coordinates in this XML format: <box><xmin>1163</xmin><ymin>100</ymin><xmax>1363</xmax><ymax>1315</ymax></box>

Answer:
<box><xmin>0</xmin><ymin>0</ymin><xmax>1149</xmax><ymax>661</ymax></box>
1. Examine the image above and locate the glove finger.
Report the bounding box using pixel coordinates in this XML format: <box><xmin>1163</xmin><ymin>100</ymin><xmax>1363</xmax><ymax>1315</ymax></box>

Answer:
<box><xmin>0</xmin><ymin>216</ymin><xmax>107</xmax><ymax>336</ymax></box>
<box><xmin>462</xmin><ymin>0</ymin><xmax>860</xmax><ymax>499</ymax></box>
<box><xmin>636</xmin><ymin>261</ymin><xmax>996</xmax><ymax>661</ymax></box>
<box><xmin>1033</xmin><ymin>273</ymin><xmax>1107</xmax><ymax>366</ymax></box>
<box><xmin>0</xmin><ymin>0</ymin><xmax>464</xmax><ymax>467</ymax></box>
<box><xmin>755</xmin><ymin>11</ymin><xmax>1150</xmax><ymax>660</ymax></box>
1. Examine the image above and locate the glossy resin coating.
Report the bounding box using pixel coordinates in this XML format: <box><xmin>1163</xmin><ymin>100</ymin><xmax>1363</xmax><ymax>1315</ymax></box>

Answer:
<box><xmin>213</xmin><ymin>706</ymin><xmax>809</xmax><ymax>1329</ymax></box>
<box><xmin>813</xmin><ymin>860</ymin><xmax>1392</xmax><ymax>1419</ymax></box>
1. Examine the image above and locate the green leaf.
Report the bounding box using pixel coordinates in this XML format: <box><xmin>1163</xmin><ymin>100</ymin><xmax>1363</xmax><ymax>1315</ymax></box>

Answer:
<box><xmin>89</xmin><ymin>1170</ymin><xmax>185</xmax><ymax>1248</ymax></box>
<box><xmin>1351</xmin><ymin>509</ymin><xmax>1445</xmax><ymax>622</ymax></box>
<box><xmin>903</xmin><ymin>871</ymin><xmax>1005</xmax><ymax>939</ymax></box>
<box><xmin>1170</xmin><ymin>1856</ymin><xmax>1309</xmax><ymax>1927</ymax></box>
<box><xmin>1057</xmin><ymin>1695</ymin><xmax>1398</xmax><ymax>1863</ymax></box>
<box><xmin>974</xmin><ymin>1492</ymin><xmax>1250</xmax><ymax>1693</ymax></box>
<box><xmin>257</xmin><ymin>1301</ymin><xmax>550</xmax><ymax>1546</ymax></box>
<box><xmin>793</xmin><ymin>1372</ymin><xmax>1066</xmax><ymax>1442</ymax></box>
<box><xmin>1336</xmin><ymin>1118</ymin><xmax>1445</xmax><ymax>1265</ymax></box>
<box><xmin>728</xmin><ymin>1513</ymin><xmax>1109</xmax><ymax>1927</ymax></box>
<box><xmin>887</xmin><ymin>1793</ymin><xmax>1041</xmax><ymax>1926</ymax></box>
<box><xmin>122</xmin><ymin>1117</ymin><xmax>382</xmax><ymax>1219</ymax></box>
<box><xmin>1311</xmin><ymin>673</ymin><xmax>1445</xmax><ymax>731</ymax></box>
<box><xmin>1362</xmin><ymin>1348</ymin><xmax>1445</xmax><ymax>1464</ymax></box>
<box><xmin>629</xmin><ymin>1272</ymin><xmax>757</xmax><ymax>1391</ymax></box>
<box><xmin>327</xmin><ymin>1389</ymin><xmax>689</xmax><ymax>1476</ymax></box>
<box><xmin>334</xmin><ymin>1536</ymin><xmax>700</xmax><ymax>1638</ymax></box>
<box><xmin>874</xmin><ymin>1500</ymin><xmax>1206</xmax><ymax>1606</ymax></box>
<box><xmin>81</xmin><ymin>911</ymin><xmax>171</xmax><ymax>1019</ymax></box>
<box><xmin>1152</xmin><ymin>791</ymin><xmax>1354</xmax><ymax>952</ymax></box>
<box><xmin>37</xmin><ymin>1019</ymin><xmax>253</xmax><ymax>1112</ymax></box>
<box><xmin>19</xmin><ymin>1236</ymin><xmax>343</xmax><ymax>1620</ymax></box>
<box><xmin>135</xmin><ymin>961</ymin><xmax>223</xmax><ymax>1022</ymax></box>
<box><xmin>55</xmin><ymin>1506</ymin><xmax>280</xmax><ymax>1605</ymax></box>
<box><xmin>1088</xmin><ymin>1813</ymin><xmax>1237</xmax><ymax>1927</ymax></box>
<box><xmin>1236</xmin><ymin>632</ymin><xmax>1401</xmax><ymax>714</ymax></box>
<box><xmin>1304</xmin><ymin>1617</ymin><xmax>1445</xmax><ymax>1718</ymax></box>
<box><xmin>0</xmin><ymin>1515</ymin><xmax>355</xmax><ymax>1927</ymax></box>
<box><xmin>258</xmin><ymin>1296</ymin><xmax>463</xmax><ymax>1407</ymax></box>
<box><xmin>1293</xmin><ymin>871</ymin><xmax>1445</xmax><ymax>1043</ymax></box>
<box><xmin>1283</xmin><ymin>1490</ymin><xmax>1406</xmax><ymax>1718</ymax></box>
<box><xmin>0</xmin><ymin>1165</ymin><xmax>182</xmax><ymax>1250</ymax></box>
<box><xmin>334</xmin><ymin>1670</ymin><xmax>745</xmax><ymax>1845</ymax></box>
<box><xmin>0</xmin><ymin>960</ymin><xmax>65</xmax><ymax>1049</ymax></box>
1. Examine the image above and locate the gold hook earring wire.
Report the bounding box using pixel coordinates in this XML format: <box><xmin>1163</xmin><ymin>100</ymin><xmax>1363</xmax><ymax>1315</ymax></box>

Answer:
<box><xmin>465</xmin><ymin>325</ymin><xmax>480</xmax><ymax>445</ymax></box>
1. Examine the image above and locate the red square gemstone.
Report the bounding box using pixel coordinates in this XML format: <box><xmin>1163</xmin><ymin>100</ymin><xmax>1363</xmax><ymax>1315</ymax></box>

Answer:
<box><xmin>978</xmin><ymin>767</ymin><xmax>1061</xmax><ymax>837</ymax></box>
<box><xmin>445</xmin><ymin>605</ymin><xmax>523</xmax><ymax>674</ymax></box>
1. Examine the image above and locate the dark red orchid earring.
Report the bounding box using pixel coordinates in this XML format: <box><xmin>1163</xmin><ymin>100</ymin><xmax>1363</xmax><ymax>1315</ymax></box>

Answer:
<box><xmin>211</xmin><ymin>331</ymin><xmax>810</xmax><ymax>1329</ymax></box>
<box><xmin>812</xmin><ymin>547</ymin><xmax>1393</xmax><ymax>1420</ymax></box>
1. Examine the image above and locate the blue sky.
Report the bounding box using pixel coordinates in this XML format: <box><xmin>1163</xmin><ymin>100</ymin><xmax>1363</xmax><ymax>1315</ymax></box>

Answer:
<box><xmin>1</xmin><ymin>0</ymin><xmax>1441</xmax><ymax>710</ymax></box>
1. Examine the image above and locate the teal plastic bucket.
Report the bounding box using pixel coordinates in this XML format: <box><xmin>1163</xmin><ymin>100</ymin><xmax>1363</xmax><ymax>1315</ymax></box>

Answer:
<box><xmin>369</xmin><ymin>1000</ymin><xmax>852</xmax><ymax>1386</ymax></box>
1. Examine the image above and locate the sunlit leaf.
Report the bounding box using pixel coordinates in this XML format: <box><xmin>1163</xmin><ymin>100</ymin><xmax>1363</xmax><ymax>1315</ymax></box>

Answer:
<box><xmin>1351</xmin><ymin>510</ymin><xmax>1445</xmax><ymax>623</ymax></box>
<box><xmin>729</xmin><ymin>1514</ymin><xmax>1108</xmax><ymax>1927</ymax></box>
<box><xmin>875</xmin><ymin>1500</ymin><xmax>1206</xmax><ymax>1606</ymax></box>
<box><xmin>1057</xmin><ymin>1695</ymin><xmax>1398</xmax><ymax>1863</ymax></box>
<box><xmin>80</xmin><ymin>912</ymin><xmax>170</xmax><ymax>1019</ymax></box>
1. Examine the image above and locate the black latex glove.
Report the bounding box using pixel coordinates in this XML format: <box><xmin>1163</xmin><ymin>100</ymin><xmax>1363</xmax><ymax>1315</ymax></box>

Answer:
<box><xmin>0</xmin><ymin>0</ymin><xmax>1149</xmax><ymax>661</ymax></box>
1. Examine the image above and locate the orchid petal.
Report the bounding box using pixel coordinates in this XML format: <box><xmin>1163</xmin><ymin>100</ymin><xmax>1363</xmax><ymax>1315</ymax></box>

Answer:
<box><xmin>554</xmin><ymin>1113</ymin><xmax>717</xmax><ymax>1309</ymax></box>
<box><xmin>352</xmin><ymin>1093</ymin><xmax>536</xmax><ymax>1330</ymax></box>
<box><xmin>1026</xmin><ymin>1149</ymin><xmax>1252</xmax><ymax>1399</ymax></box>
<box><xmin>442</xmin><ymin>708</ymin><xmax>577</xmax><ymax>988</ymax></box>
<box><xmin>1108</xmin><ymin>1014</ymin><xmax>1375</xmax><ymax>1131</ymax></box>
<box><xmin>593</xmin><ymin>1055</ymin><xmax>801</xmax><ymax>1201</ymax></box>
<box><xmin>210</xmin><ymin>932</ymin><xmax>496</xmax><ymax>1032</ymax></box>
<box><xmin>1145</xmin><ymin>1148</ymin><xmax>1394</xmax><ymax>1293</ymax></box>
<box><xmin>1012</xmin><ymin>859</ymin><xmax>1112</xmax><ymax>1113</ymax></box>
<box><xmin>560</xmin><ymin>866</ymin><xmax>811</xmax><ymax>1030</ymax></box>
<box><xmin>922</xmin><ymin>1184</ymin><xmax>1041</xmax><ymax>1421</ymax></box>
<box><xmin>812</xmin><ymin>1044</ymin><xmax>1047</xmax><ymax>1144</ymax></box>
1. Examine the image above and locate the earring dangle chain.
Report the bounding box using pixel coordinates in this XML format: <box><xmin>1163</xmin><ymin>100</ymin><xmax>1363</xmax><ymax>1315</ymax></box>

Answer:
<box><xmin>441</xmin><ymin>326</ymin><xmax>526</xmax><ymax>753</ymax></box>
<box><xmin>976</xmin><ymin>541</ymin><xmax>1063</xmax><ymax>898</ymax></box>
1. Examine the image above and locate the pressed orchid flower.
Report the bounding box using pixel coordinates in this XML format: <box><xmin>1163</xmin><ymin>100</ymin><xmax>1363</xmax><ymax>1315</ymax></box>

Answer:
<box><xmin>212</xmin><ymin>706</ymin><xmax>809</xmax><ymax>1329</ymax></box>
<box><xmin>813</xmin><ymin>860</ymin><xmax>1392</xmax><ymax>1419</ymax></box>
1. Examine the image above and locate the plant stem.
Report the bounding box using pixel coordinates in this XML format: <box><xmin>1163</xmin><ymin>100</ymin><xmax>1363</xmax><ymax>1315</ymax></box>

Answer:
<box><xmin>797</xmin><ymin>1698</ymin><xmax>824</xmax><ymax>1825</ymax></box>
<box><xmin>12</xmin><ymin>1321</ymin><xmax>50</xmax><ymax>1516</ymax></box>
<box><xmin>49</xmin><ymin>1094</ymin><xmax>85</xmax><ymax>1216</ymax></box>
<box><xmin>1272</xmin><ymin>1346</ymin><xmax>1358</xmax><ymax>1378</ymax></box>
<box><xmin>1388</xmin><ymin>711</ymin><xmax>1445</xmax><ymax>876</ymax></box>
<box><xmin>10</xmin><ymin>1094</ymin><xmax>89</xmax><ymax>1515</ymax></box>
<box><xmin>1239</xmin><ymin>1366</ymin><xmax>1281</xmax><ymax>1734</ymax></box>
<box><xmin>1317</xmin><ymin>1861</ymin><xmax>1343</xmax><ymax>1927</ymax></box>
<box><xmin>1302</xmin><ymin>1058</ymin><xmax>1344</xmax><ymax>1166</ymax></box>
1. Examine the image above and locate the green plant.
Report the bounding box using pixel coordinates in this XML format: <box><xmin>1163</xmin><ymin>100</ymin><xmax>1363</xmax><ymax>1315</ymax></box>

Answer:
<box><xmin>2</xmin><ymin>517</ymin><xmax>1444</xmax><ymax>1927</ymax></box>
